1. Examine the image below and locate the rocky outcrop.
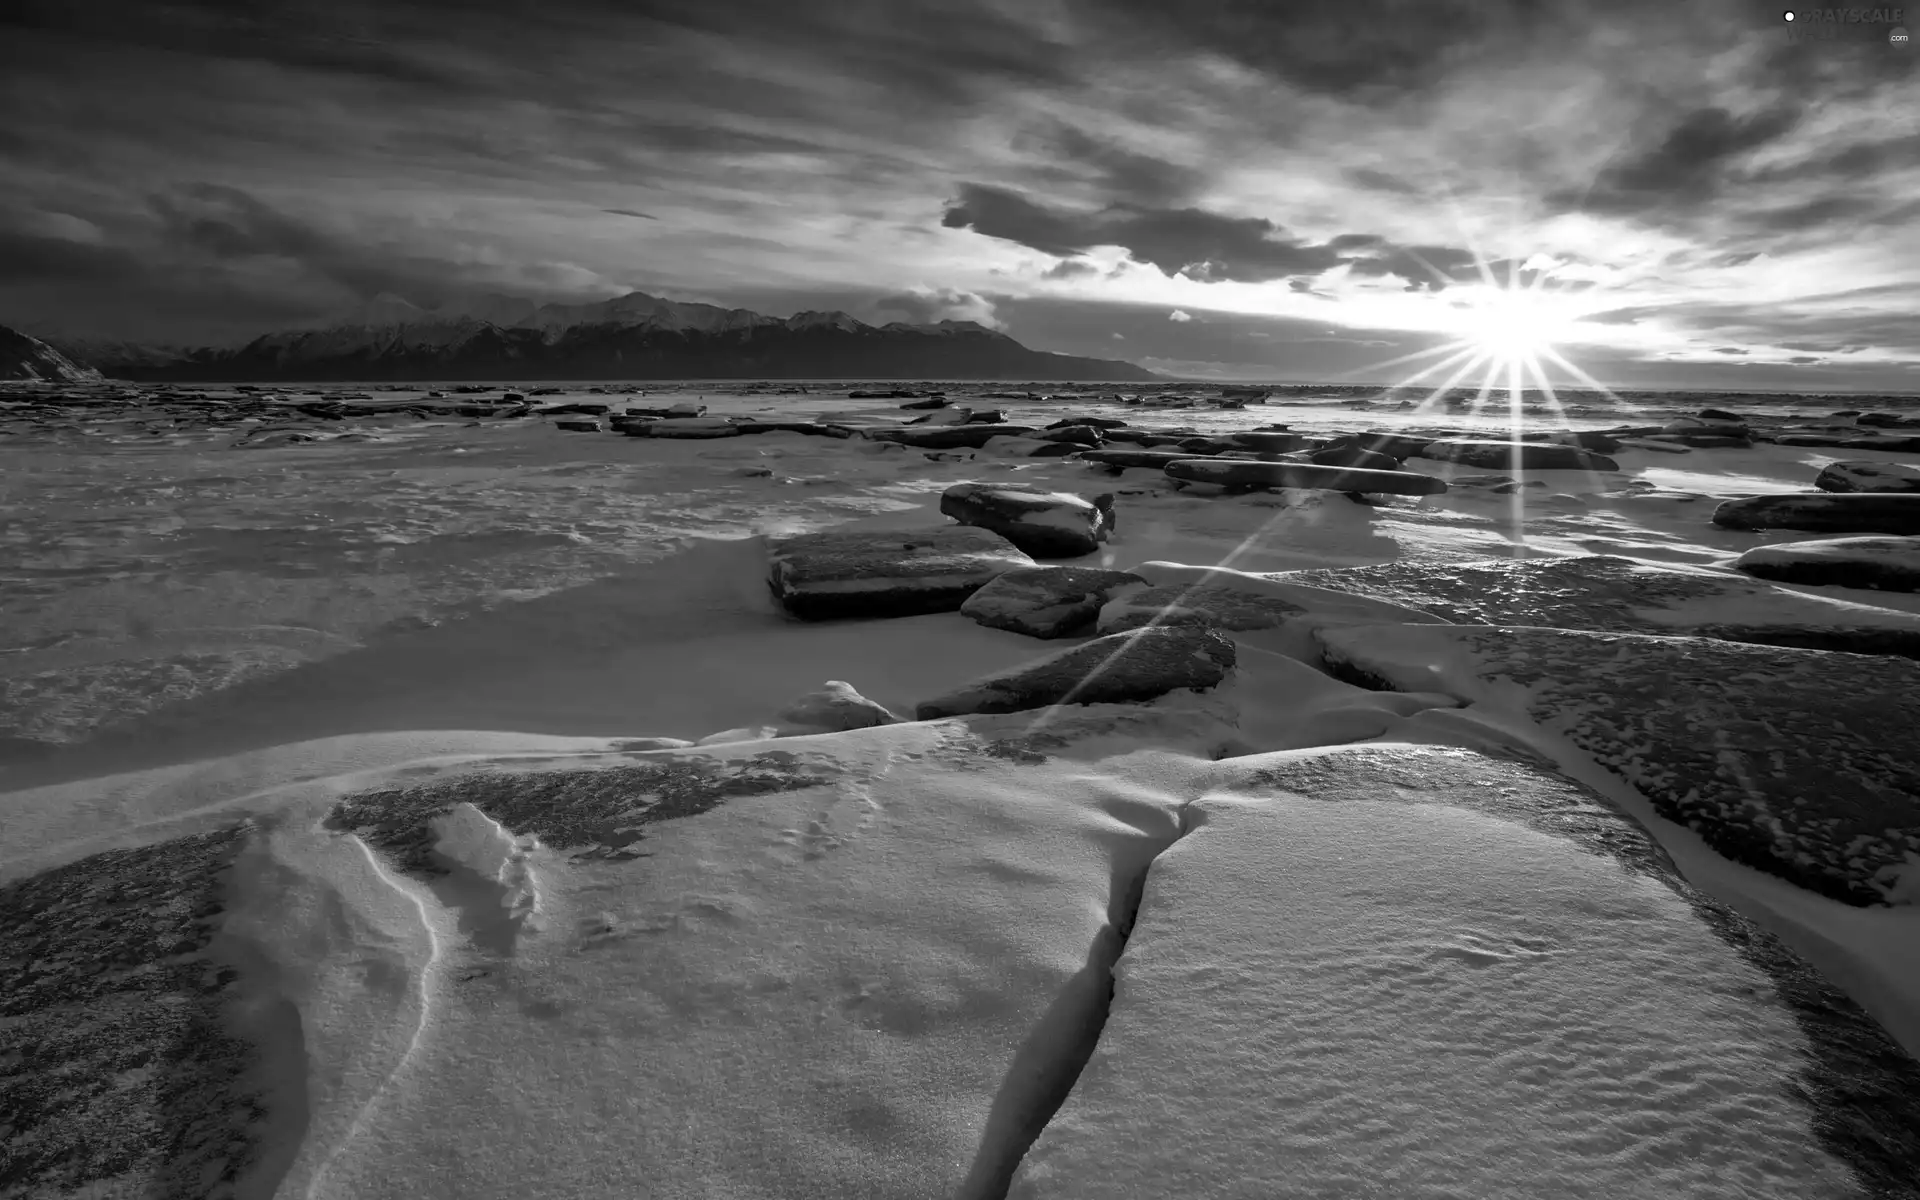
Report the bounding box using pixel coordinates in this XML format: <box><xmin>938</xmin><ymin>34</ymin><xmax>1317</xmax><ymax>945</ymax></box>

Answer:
<box><xmin>1713</xmin><ymin>493</ymin><xmax>1920</xmax><ymax>535</ymax></box>
<box><xmin>1313</xmin><ymin>624</ymin><xmax>1920</xmax><ymax>906</ymax></box>
<box><xmin>766</xmin><ymin>526</ymin><xmax>1035</xmax><ymax>620</ymax></box>
<box><xmin>939</xmin><ymin>482</ymin><xmax>1115</xmax><ymax>558</ymax></box>
<box><xmin>915</xmin><ymin>625</ymin><xmax>1237</xmax><ymax>719</ymax></box>
<box><xmin>958</xmin><ymin>566</ymin><xmax>1148</xmax><ymax>638</ymax></box>
<box><xmin>1734</xmin><ymin>536</ymin><xmax>1920</xmax><ymax>592</ymax></box>
<box><xmin>1815</xmin><ymin>461</ymin><xmax>1920</xmax><ymax>494</ymax></box>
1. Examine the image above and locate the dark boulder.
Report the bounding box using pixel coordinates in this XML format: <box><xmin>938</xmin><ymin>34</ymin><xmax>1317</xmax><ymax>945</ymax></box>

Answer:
<box><xmin>1815</xmin><ymin>461</ymin><xmax>1920</xmax><ymax>494</ymax></box>
<box><xmin>1713</xmin><ymin>493</ymin><xmax>1920</xmax><ymax>535</ymax></box>
<box><xmin>1734</xmin><ymin>536</ymin><xmax>1920</xmax><ymax>593</ymax></box>
<box><xmin>915</xmin><ymin>625</ymin><xmax>1237</xmax><ymax>719</ymax></box>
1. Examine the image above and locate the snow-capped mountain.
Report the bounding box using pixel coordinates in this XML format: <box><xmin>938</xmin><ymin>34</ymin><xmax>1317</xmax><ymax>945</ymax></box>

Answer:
<box><xmin>0</xmin><ymin>323</ymin><xmax>105</xmax><ymax>383</ymax></box>
<box><xmin>61</xmin><ymin>291</ymin><xmax>1159</xmax><ymax>382</ymax></box>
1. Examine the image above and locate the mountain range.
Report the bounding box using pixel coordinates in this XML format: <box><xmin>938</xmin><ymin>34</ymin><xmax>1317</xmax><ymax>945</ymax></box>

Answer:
<box><xmin>43</xmin><ymin>291</ymin><xmax>1160</xmax><ymax>383</ymax></box>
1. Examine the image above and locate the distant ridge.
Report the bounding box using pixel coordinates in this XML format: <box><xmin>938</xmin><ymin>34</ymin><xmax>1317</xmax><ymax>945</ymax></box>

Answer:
<box><xmin>52</xmin><ymin>291</ymin><xmax>1160</xmax><ymax>383</ymax></box>
<box><xmin>0</xmin><ymin>323</ymin><xmax>104</xmax><ymax>383</ymax></box>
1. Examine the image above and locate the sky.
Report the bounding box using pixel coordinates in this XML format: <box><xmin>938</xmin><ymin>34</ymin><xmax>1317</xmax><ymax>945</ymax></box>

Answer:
<box><xmin>1</xmin><ymin>0</ymin><xmax>1916</xmax><ymax>389</ymax></box>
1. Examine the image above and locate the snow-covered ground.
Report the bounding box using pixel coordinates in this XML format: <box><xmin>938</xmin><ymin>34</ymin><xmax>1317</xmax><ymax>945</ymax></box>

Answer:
<box><xmin>3</xmin><ymin>385</ymin><xmax>1919</xmax><ymax>1197</ymax></box>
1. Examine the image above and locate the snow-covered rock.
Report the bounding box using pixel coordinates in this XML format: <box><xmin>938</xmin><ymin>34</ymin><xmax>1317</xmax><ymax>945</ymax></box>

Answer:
<box><xmin>1815</xmin><ymin>460</ymin><xmax>1920</xmax><ymax>494</ymax></box>
<box><xmin>773</xmin><ymin>680</ymin><xmax>903</xmax><ymax>732</ymax></box>
<box><xmin>960</xmin><ymin>566</ymin><xmax>1149</xmax><ymax>639</ymax></box>
<box><xmin>1011</xmin><ymin>743</ymin><xmax>1920</xmax><ymax>1198</ymax></box>
<box><xmin>766</xmin><ymin>526</ymin><xmax>1036</xmax><ymax>620</ymax></box>
<box><xmin>1734</xmin><ymin>535</ymin><xmax>1920</xmax><ymax>592</ymax></box>
<box><xmin>915</xmin><ymin>625</ymin><xmax>1236</xmax><ymax>719</ymax></box>
<box><xmin>939</xmin><ymin>482</ymin><xmax>1116</xmax><ymax>558</ymax></box>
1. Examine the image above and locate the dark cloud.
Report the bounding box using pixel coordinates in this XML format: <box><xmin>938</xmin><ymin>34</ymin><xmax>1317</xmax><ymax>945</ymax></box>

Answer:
<box><xmin>603</xmin><ymin>208</ymin><xmax>660</xmax><ymax>220</ymax></box>
<box><xmin>946</xmin><ymin>184</ymin><xmax>1511</xmax><ymax>291</ymax></box>
<box><xmin>1787</xmin><ymin>355</ymin><xmax>1822</xmax><ymax>363</ymax></box>
<box><xmin>0</xmin><ymin>229</ymin><xmax>146</xmax><ymax>284</ymax></box>
<box><xmin>869</xmin><ymin>286</ymin><xmax>1001</xmax><ymax>327</ymax></box>
<box><xmin>1071</xmin><ymin>0</ymin><xmax>1616</xmax><ymax>100</ymax></box>
<box><xmin>1714</xmin><ymin>346</ymin><xmax>1748</xmax><ymax>354</ymax></box>
<box><xmin>1570</xmin><ymin>105</ymin><xmax>1804</xmax><ymax>216</ymax></box>
<box><xmin>1011</xmin><ymin>123</ymin><xmax>1199</xmax><ymax>207</ymax></box>
<box><xmin>1041</xmin><ymin>260</ymin><xmax>1100</xmax><ymax>280</ymax></box>
<box><xmin>1344</xmin><ymin>167</ymin><xmax>1421</xmax><ymax>195</ymax></box>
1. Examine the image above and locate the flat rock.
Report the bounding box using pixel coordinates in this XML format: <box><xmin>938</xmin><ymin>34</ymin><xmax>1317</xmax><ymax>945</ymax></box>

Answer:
<box><xmin>1076</xmin><ymin>448</ymin><xmax>1223</xmax><ymax>471</ymax></box>
<box><xmin>733</xmin><ymin>420</ymin><xmax>854</xmax><ymax>438</ymax></box>
<box><xmin>868</xmin><ymin>424</ymin><xmax>1038</xmax><ymax>449</ymax></box>
<box><xmin>959</xmin><ymin>565</ymin><xmax>1149</xmax><ymax>638</ymax></box>
<box><xmin>1012</xmin><ymin>743</ymin><xmax>1920</xmax><ymax>1197</ymax></box>
<box><xmin>1225</xmin><ymin>431</ymin><xmax>1310</xmax><ymax>453</ymax></box>
<box><xmin>1772</xmin><ymin>433</ymin><xmax>1920</xmax><ymax>452</ymax></box>
<box><xmin>940</xmin><ymin>482</ymin><xmax>1116</xmax><ymax>558</ymax></box>
<box><xmin>1163</xmin><ymin>458</ymin><xmax>1449</xmax><ymax>496</ymax></box>
<box><xmin>1713</xmin><ymin>493</ymin><xmax>1920</xmax><ymax>535</ymax></box>
<box><xmin>1617</xmin><ymin>436</ymin><xmax>1693</xmax><ymax>454</ymax></box>
<box><xmin>1416</xmin><ymin>439</ymin><xmax>1621</xmax><ymax>472</ymax></box>
<box><xmin>1735</xmin><ymin>536</ymin><xmax>1920</xmax><ymax>593</ymax></box>
<box><xmin>1044</xmin><ymin>416</ymin><xmax>1129</xmax><ymax>430</ymax></box>
<box><xmin>1034</xmin><ymin>425</ymin><xmax>1106</xmax><ymax>446</ymax></box>
<box><xmin>623</xmin><ymin>403</ymin><xmax>706</xmax><ymax>418</ymax></box>
<box><xmin>915</xmin><ymin>625</ymin><xmax>1237</xmax><ymax>719</ymax></box>
<box><xmin>631</xmin><ymin>417</ymin><xmax>743</xmax><ymax>439</ymax></box>
<box><xmin>1284</xmin><ymin>553</ymin><xmax>1920</xmax><ymax>657</ymax></box>
<box><xmin>554</xmin><ymin>418</ymin><xmax>603</xmax><ymax>432</ymax></box>
<box><xmin>979</xmin><ymin>436</ymin><xmax>1084</xmax><ymax>458</ymax></box>
<box><xmin>766</xmin><ymin>526</ymin><xmax>1036</xmax><ymax>620</ymax></box>
<box><xmin>1313</xmin><ymin>624</ymin><xmax>1920</xmax><ymax>905</ymax></box>
<box><xmin>1319</xmin><ymin>431</ymin><xmax>1436</xmax><ymax>458</ymax></box>
<box><xmin>1095</xmin><ymin>583</ymin><xmax>1306</xmax><ymax>634</ymax></box>
<box><xmin>1308</xmin><ymin>445</ymin><xmax>1400</xmax><ymax>470</ymax></box>
<box><xmin>1816</xmin><ymin>461</ymin><xmax>1920</xmax><ymax>494</ymax></box>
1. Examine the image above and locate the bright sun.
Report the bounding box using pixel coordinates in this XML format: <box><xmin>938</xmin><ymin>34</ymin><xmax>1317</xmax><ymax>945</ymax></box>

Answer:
<box><xmin>1458</xmin><ymin>289</ymin><xmax>1563</xmax><ymax>363</ymax></box>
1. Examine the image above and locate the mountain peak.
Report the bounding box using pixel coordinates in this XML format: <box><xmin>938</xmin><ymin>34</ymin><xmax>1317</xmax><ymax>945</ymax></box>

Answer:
<box><xmin>0</xmin><ymin>323</ymin><xmax>104</xmax><ymax>383</ymax></box>
<box><xmin>784</xmin><ymin>310</ymin><xmax>868</xmax><ymax>332</ymax></box>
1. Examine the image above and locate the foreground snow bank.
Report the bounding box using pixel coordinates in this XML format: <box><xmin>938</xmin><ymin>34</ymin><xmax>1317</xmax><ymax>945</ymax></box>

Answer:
<box><xmin>1012</xmin><ymin>743</ymin><xmax>1917</xmax><ymax>1199</ymax></box>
